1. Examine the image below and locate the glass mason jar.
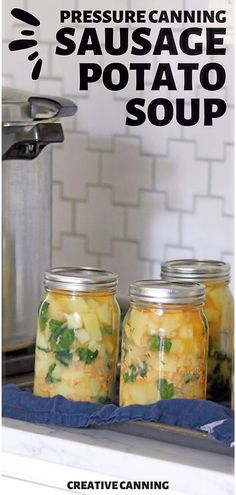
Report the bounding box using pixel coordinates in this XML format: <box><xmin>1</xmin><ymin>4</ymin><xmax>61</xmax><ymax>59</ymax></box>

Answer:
<box><xmin>119</xmin><ymin>281</ymin><xmax>208</xmax><ymax>406</ymax></box>
<box><xmin>161</xmin><ymin>260</ymin><xmax>234</xmax><ymax>402</ymax></box>
<box><xmin>34</xmin><ymin>267</ymin><xmax>120</xmax><ymax>403</ymax></box>
<box><xmin>232</xmin><ymin>371</ymin><xmax>234</xmax><ymax>410</ymax></box>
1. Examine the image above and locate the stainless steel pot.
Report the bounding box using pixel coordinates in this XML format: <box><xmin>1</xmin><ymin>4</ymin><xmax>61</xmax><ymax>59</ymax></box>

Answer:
<box><xmin>2</xmin><ymin>88</ymin><xmax>77</xmax><ymax>351</ymax></box>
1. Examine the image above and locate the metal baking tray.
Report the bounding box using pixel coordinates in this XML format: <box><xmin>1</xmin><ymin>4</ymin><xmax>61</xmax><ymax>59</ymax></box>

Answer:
<box><xmin>4</xmin><ymin>372</ymin><xmax>233</xmax><ymax>457</ymax></box>
<box><xmin>3</xmin><ymin>302</ymin><xmax>233</xmax><ymax>459</ymax></box>
<box><xmin>110</xmin><ymin>300</ymin><xmax>234</xmax><ymax>457</ymax></box>
<box><xmin>104</xmin><ymin>420</ymin><xmax>234</xmax><ymax>457</ymax></box>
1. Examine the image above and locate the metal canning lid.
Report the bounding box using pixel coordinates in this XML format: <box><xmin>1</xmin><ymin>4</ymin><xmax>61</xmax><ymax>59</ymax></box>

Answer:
<box><xmin>44</xmin><ymin>267</ymin><xmax>118</xmax><ymax>292</ymax></box>
<box><xmin>129</xmin><ymin>280</ymin><xmax>206</xmax><ymax>305</ymax></box>
<box><xmin>161</xmin><ymin>259</ymin><xmax>230</xmax><ymax>282</ymax></box>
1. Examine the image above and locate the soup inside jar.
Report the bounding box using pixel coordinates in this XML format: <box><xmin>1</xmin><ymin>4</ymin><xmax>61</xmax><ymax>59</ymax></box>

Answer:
<box><xmin>204</xmin><ymin>282</ymin><xmax>233</xmax><ymax>401</ymax></box>
<box><xmin>34</xmin><ymin>290</ymin><xmax>120</xmax><ymax>403</ymax></box>
<box><xmin>120</xmin><ymin>305</ymin><xmax>208</xmax><ymax>406</ymax></box>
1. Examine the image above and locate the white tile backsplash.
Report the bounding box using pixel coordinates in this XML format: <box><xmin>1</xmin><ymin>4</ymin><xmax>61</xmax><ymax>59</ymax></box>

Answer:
<box><xmin>52</xmin><ymin>183</ymin><xmax>73</xmax><ymax>249</ymax></box>
<box><xmin>75</xmin><ymin>186</ymin><xmax>124</xmax><ymax>254</ymax></box>
<box><xmin>53</xmin><ymin>234</ymin><xmax>98</xmax><ymax>267</ymax></box>
<box><xmin>2</xmin><ymin>41</ymin><xmax>36</xmax><ymax>92</ymax></box>
<box><xmin>76</xmin><ymin>84</ymin><xmax>126</xmax><ymax>151</ymax></box>
<box><xmin>38</xmin><ymin>77</ymin><xmax>63</xmax><ymax>97</ymax></box>
<box><xmin>100</xmin><ymin>241</ymin><xmax>151</xmax><ymax>298</ymax></box>
<box><xmin>164</xmin><ymin>246</ymin><xmax>195</xmax><ymax>262</ymax></box>
<box><xmin>129</xmin><ymin>89</ymin><xmax>182</xmax><ymax>156</ymax></box>
<box><xmin>3</xmin><ymin>0</ymin><xmax>234</xmax><ymax>296</ymax></box>
<box><xmin>53</xmin><ymin>134</ymin><xmax>99</xmax><ymax>200</ymax></box>
<box><xmin>51</xmin><ymin>47</ymin><xmax>88</xmax><ymax>96</ymax></box>
<box><xmin>26</xmin><ymin>0</ymin><xmax>77</xmax><ymax>43</ymax></box>
<box><xmin>183</xmin><ymin>105</ymin><xmax>234</xmax><ymax>160</ymax></box>
<box><xmin>211</xmin><ymin>144</ymin><xmax>234</xmax><ymax>216</ymax></box>
<box><xmin>2</xmin><ymin>0</ymin><xmax>26</xmax><ymax>40</ymax></box>
<box><xmin>102</xmin><ymin>137</ymin><xmax>153</xmax><ymax>205</ymax></box>
<box><xmin>182</xmin><ymin>197</ymin><xmax>234</xmax><ymax>259</ymax></box>
<box><xmin>155</xmin><ymin>141</ymin><xmax>209</xmax><ymax>211</ymax></box>
<box><xmin>127</xmin><ymin>192</ymin><xmax>179</xmax><ymax>260</ymax></box>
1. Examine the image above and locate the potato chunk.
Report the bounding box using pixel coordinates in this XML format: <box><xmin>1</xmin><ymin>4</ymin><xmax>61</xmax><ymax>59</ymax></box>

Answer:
<box><xmin>121</xmin><ymin>382</ymin><xmax>160</xmax><ymax>406</ymax></box>
<box><xmin>82</xmin><ymin>313</ymin><xmax>102</xmax><ymax>341</ymax></box>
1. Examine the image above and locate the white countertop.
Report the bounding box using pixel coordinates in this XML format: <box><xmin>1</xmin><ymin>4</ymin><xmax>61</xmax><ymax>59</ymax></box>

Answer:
<box><xmin>2</xmin><ymin>418</ymin><xmax>234</xmax><ymax>495</ymax></box>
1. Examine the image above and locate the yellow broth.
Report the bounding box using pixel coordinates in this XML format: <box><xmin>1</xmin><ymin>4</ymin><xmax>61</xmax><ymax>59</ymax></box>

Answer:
<box><xmin>119</xmin><ymin>305</ymin><xmax>208</xmax><ymax>406</ymax></box>
<box><xmin>204</xmin><ymin>282</ymin><xmax>233</xmax><ymax>400</ymax></box>
<box><xmin>34</xmin><ymin>290</ymin><xmax>120</xmax><ymax>403</ymax></box>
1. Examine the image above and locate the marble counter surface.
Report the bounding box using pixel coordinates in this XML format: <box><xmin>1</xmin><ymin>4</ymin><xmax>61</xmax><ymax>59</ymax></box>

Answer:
<box><xmin>2</xmin><ymin>418</ymin><xmax>234</xmax><ymax>495</ymax></box>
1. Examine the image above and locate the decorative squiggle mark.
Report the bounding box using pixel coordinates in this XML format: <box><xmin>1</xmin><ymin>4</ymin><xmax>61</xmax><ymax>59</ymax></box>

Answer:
<box><xmin>28</xmin><ymin>51</ymin><xmax>39</xmax><ymax>61</ymax></box>
<box><xmin>8</xmin><ymin>8</ymin><xmax>43</xmax><ymax>80</ymax></box>
<box><xmin>9</xmin><ymin>39</ymin><xmax>37</xmax><ymax>50</ymax></box>
<box><xmin>11</xmin><ymin>8</ymin><xmax>40</xmax><ymax>26</ymax></box>
<box><xmin>31</xmin><ymin>59</ymin><xmax>43</xmax><ymax>80</ymax></box>
<box><xmin>21</xmin><ymin>30</ymin><xmax>35</xmax><ymax>36</ymax></box>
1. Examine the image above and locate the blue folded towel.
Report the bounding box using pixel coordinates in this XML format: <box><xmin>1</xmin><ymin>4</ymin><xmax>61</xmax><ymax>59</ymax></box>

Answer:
<box><xmin>2</xmin><ymin>384</ymin><xmax>234</xmax><ymax>448</ymax></box>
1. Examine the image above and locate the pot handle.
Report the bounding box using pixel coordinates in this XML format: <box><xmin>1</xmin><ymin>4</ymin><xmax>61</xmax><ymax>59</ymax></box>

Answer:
<box><xmin>28</xmin><ymin>96</ymin><xmax>77</xmax><ymax>120</ymax></box>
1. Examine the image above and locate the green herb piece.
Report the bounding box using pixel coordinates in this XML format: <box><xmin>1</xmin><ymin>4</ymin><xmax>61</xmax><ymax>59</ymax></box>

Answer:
<box><xmin>213</xmin><ymin>363</ymin><xmax>221</xmax><ymax>374</ymax></box>
<box><xmin>103</xmin><ymin>326</ymin><xmax>113</xmax><ymax>335</ymax></box>
<box><xmin>55</xmin><ymin>350</ymin><xmax>73</xmax><ymax>367</ymax></box>
<box><xmin>49</xmin><ymin>319</ymin><xmax>66</xmax><ymax>346</ymax></box>
<box><xmin>122</xmin><ymin>345</ymin><xmax>129</xmax><ymax>356</ymax></box>
<box><xmin>184</xmin><ymin>373</ymin><xmax>200</xmax><ymax>384</ymax></box>
<box><xmin>149</xmin><ymin>335</ymin><xmax>172</xmax><ymax>353</ymax></box>
<box><xmin>159</xmin><ymin>378</ymin><xmax>174</xmax><ymax>399</ymax></box>
<box><xmin>97</xmin><ymin>396</ymin><xmax>111</xmax><ymax>404</ymax></box>
<box><xmin>215</xmin><ymin>351</ymin><xmax>227</xmax><ymax>361</ymax></box>
<box><xmin>36</xmin><ymin>345</ymin><xmax>51</xmax><ymax>353</ymax></box>
<box><xmin>139</xmin><ymin>360</ymin><xmax>148</xmax><ymax>378</ymax></box>
<box><xmin>45</xmin><ymin>363</ymin><xmax>61</xmax><ymax>384</ymax></box>
<box><xmin>57</xmin><ymin>328</ymin><xmax>75</xmax><ymax>351</ymax></box>
<box><xmin>123</xmin><ymin>364</ymin><xmax>137</xmax><ymax>383</ymax></box>
<box><xmin>208</xmin><ymin>342</ymin><xmax>227</xmax><ymax>362</ymax></box>
<box><xmin>163</xmin><ymin>339</ymin><xmax>172</xmax><ymax>353</ymax></box>
<box><xmin>76</xmin><ymin>347</ymin><xmax>98</xmax><ymax>364</ymax></box>
<box><xmin>123</xmin><ymin>372</ymin><xmax>132</xmax><ymax>383</ymax></box>
<box><xmin>39</xmin><ymin>301</ymin><xmax>49</xmax><ymax>331</ymax></box>
<box><xmin>105</xmin><ymin>358</ymin><xmax>113</xmax><ymax>369</ymax></box>
<box><xmin>149</xmin><ymin>335</ymin><xmax>160</xmax><ymax>351</ymax></box>
<box><xmin>45</xmin><ymin>363</ymin><xmax>56</xmax><ymax>382</ymax></box>
<box><xmin>123</xmin><ymin>361</ymin><xmax>148</xmax><ymax>383</ymax></box>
